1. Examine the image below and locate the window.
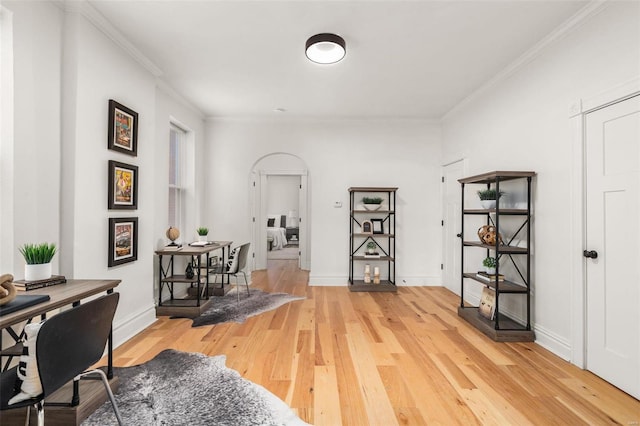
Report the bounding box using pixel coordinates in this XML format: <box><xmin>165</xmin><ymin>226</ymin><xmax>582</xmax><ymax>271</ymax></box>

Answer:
<box><xmin>168</xmin><ymin>125</ymin><xmax>186</xmax><ymax>230</ymax></box>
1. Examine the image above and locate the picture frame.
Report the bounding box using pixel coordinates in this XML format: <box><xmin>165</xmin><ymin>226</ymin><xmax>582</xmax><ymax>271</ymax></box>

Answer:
<box><xmin>108</xmin><ymin>160</ymin><xmax>138</xmax><ymax>210</ymax></box>
<box><xmin>371</xmin><ymin>218</ymin><xmax>384</xmax><ymax>234</ymax></box>
<box><xmin>108</xmin><ymin>217</ymin><xmax>138</xmax><ymax>267</ymax></box>
<box><xmin>108</xmin><ymin>99</ymin><xmax>138</xmax><ymax>156</ymax></box>
<box><xmin>361</xmin><ymin>220</ymin><xmax>373</xmax><ymax>234</ymax></box>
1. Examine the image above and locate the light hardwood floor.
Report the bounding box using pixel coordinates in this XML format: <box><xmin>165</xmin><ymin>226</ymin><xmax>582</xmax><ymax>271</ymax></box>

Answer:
<box><xmin>111</xmin><ymin>260</ymin><xmax>640</xmax><ymax>425</ymax></box>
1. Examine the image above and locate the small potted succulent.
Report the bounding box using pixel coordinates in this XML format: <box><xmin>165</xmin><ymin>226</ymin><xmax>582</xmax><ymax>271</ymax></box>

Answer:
<box><xmin>482</xmin><ymin>256</ymin><xmax>497</xmax><ymax>275</ymax></box>
<box><xmin>366</xmin><ymin>241</ymin><xmax>377</xmax><ymax>254</ymax></box>
<box><xmin>19</xmin><ymin>243</ymin><xmax>57</xmax><ymax>281</ymax></box>
<box><xmin>362</xmin><ymin>196</ymin><xmax>384</xmax><ymax>211</ymax></box>
<box><xmin>196</xmin><ymin>227</ymin><xmax>209</xmax><ymax>242</ymax></box>
<box><xmin>477</xmin><ymin>189</ymin><xmax>504</xmax><ymax>209</ymax></box>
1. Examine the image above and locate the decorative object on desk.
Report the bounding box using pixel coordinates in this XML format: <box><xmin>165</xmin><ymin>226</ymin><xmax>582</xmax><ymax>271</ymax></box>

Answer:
<box><xmin>373</xmin><ymin>266</ymin><xmax>380</xmax><ymax>284</ymax></box>
<box><xmin>477</xmin><ymin>225</ymin><xmax>503</xmax><ymax>246</ymax></box>
<box><xmin>108</xmin><ymin>160</ymin><xmax>138</xmax><ymax>210</ymax></box>
<box><xmin>19</xmin><ymin>243</ymin><xmax>57</xmax><ymax>281</ymax></box>
<box><xmin>477</xmin><ymin>188</ymin><xmax>504</xmax><ymax>209</ymax></box>
<box><xmin>108</xmin><ymin>99</ymin><xmax>138</xmax><ymax>156</ymax></box>
<box><xmin>166</xmin><ymin>226</ymin><xmax>180</xmax><ymax>246</ymax></box>
<box><xmin>83</xmin><ymin>349</ymin><xmax>309</xmax><ymax>426</ymax></box>
<box><xmin>362</xmin><ymin>220</ymin><xmax>373</xmax><ymax>234</ymax></box>
<box><xmin>108</xmin><ymin>217</ymin><xmax>138</xmax><ymax>267</ymax></box>
<box><xmin>190</xmin><ymin>288</ymin><xmax>305</xmax><ymax>327</ymax></box>
<box><xmin>13</xmin><ymin>275</ymin><xmax>67</xmax><ymax>291</ymax></box>
<box><xmin>0</xmin><ymin>274</ymin><xmax>17</xmax><ymax>305</ymax></box>
<box><xmin>479</xmin><ymin>286</ymin><xmax>496</xmax><ymax>320</ymax></box>
<box><xmin>364</xmin><ymin>264</ymin><xmax>371</xmax><ymax>283</ymax></box>
<box><xmin>185</xmin><ymin>263</ymin><xmax>195</xmax><ymax>279</ymax></box>
<box><xmin>196</xmin><ymin>227</ymin><xmax>209</xmax><ymax>242</ymax></box>
<box><xmin>371</xmin><ymin>218</ymin><xmax>384</xmax><ymax>234</ymax></box>
<box><xmin>482</xmin><ymin>256</ymin><xmax>497</xmax><ymax>274</ymax></box>
<box><xmin>362</xmin><ymin>196</ymin><xmax>383</xmax><ymax>211</ymax></box>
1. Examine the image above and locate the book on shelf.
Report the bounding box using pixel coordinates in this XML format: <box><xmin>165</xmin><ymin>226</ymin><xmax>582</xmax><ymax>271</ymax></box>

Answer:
<box><xmin>478</xmin><ymin>286</ymin><xmax>496</xmax><ymax>320</ymax></box>
<box><xmin>364</xmin><ymin>252</ymin><xmax>381</xmax><ymax>258</ymax></box>
<box><xmin>189</xmin><ymin>241</ymin><xmax>216</xmax><ymax>247</ymax></box>
<box><xmin>14</xmin><ymin>275</ymin><xmax>67</xmax><ymax>291</ymax></box>
<box><xmin>476</xmin><ymin>271</ymin><xmax>505</xmax><ymax>282</ymax></box>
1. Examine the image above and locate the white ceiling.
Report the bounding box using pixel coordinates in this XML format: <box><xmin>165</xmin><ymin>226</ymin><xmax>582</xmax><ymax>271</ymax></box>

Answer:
<box><xmin>87</xmin><ymin>0</ymin><xmax>589</xmax><ymax>119</ymax></box>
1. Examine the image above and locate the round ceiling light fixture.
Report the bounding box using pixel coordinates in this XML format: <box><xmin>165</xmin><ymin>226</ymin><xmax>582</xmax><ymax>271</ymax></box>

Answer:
<box><xmin>305</xmin><ymin>33</ymin><xmax>346</xmax><ymax>64</ymax></box>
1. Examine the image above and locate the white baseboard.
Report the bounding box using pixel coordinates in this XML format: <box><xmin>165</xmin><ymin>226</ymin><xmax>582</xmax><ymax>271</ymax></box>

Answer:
<box><xmin>112</xmin><ymin>304</ymin><xmax>157</xmax><ymax>349</ymax></box>
<box><xmin>532</xmin><ymin>323</ymin><xmax>572</xmax><ymax>361</ymax></box>
<box><xmin>308</xmin><ymin>275</ymin><xmax>440</xmax><ymax>286</ymax></box>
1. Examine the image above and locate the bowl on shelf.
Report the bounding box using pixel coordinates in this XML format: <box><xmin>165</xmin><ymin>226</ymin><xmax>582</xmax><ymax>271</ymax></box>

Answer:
<box><xmin>363</xmin><ymin>204</ymin><xmax>382</xmax><ymax>211</ymax></box>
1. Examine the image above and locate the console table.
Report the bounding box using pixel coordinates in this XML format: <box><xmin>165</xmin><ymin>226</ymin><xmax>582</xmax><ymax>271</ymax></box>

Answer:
<box><xmin>0</xmin><ymin>279</ymin><xmax>121</xmax><ymax>425</ymax></box>
<box><xmin>155</xmin><ymin>241</ymin><xmax>232</xmax><ymax>318</ymax></box>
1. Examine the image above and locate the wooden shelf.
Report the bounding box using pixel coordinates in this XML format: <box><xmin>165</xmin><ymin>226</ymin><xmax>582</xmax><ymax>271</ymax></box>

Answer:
<box><xmin>348</xmin><ymin>187</ymin><xmax>398</xmax><ymax>192</ymax></box>
<box><xmin>462</xmin><ymin>273</ymin><xmax>528</xmax><ymax>293</ymax></box>
<box><xmin>351</xmin><ymin>233</ymin><xmax>395</xmax><ymax>237</ymax></box>
<box><xmin>463</xmin><ymin>241</ymin><xmax>528</xmax><ymax>254</ymax></box>
<box><xmin>463</xmin><ymin>208</ymin><xmax>528</xmax><ymax>215</ymax></box>
<box><xmin>351</xmin><ymin>255</ymin><xmax>395</xmax><ymax>261</ymax></box>
<box><xmin>349</xmin><ymin>280</ymin><xmax>397</xmax><ymax>292</ymax></box>
<box><xmin>458</xmin><ymin>171</ymin><xmax>536</xmax><ymax>184</ymax></box>
<box><xmin>155</xmin><ymin>297</ymin><xmax>213</xmax><ymax>318</ymax></box>
<box><xmin>458</xmin><ymin>306</ymin><xmax>534</xmax><ymax>342</ymax></box>
<box><xmin>352</xmin><ymin>209</ymin><xmax>394</xmax><ymax>214</ymax></box>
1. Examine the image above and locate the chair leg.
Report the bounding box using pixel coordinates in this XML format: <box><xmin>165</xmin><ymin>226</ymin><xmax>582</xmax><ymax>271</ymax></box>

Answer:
<box><xmin>35</xmin><ymin>401</ymin><xmax>44</xmax><ymax>426</ymax></box>
<box><xmin>75</xmin><ymin>369</ymin><xmax>123</xmax><ymax>426</ymax></box>
<box><xmin>241</xmin><ymin>271</ymin><xmax>250</xmax><ymax>297</ymax></box>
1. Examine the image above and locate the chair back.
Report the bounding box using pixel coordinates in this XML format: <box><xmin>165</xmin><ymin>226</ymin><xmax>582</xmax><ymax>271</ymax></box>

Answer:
<box><xmin>36</xmin><ymin>292</ymin><xmax>119</xmax><ymax>396</ymax></box>
<box><xmin>236</xmin><ymin>243</ymin><xmax>251</xmax><ymax>272</ymax></box>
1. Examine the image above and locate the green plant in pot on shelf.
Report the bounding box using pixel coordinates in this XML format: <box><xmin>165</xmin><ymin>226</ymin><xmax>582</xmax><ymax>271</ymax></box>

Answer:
<box><xmin>477</xmin><ymin>189</ymin><xmax>504</xmax><ymax>210</ymax></box>
<box><xmin>366</xmin><ymin>241</ymin><xmax>377</xmax><ymax>254</ymax></box>
<box><xmin>196</xmin><ymin>227</ymin><xmax>209</xmax><ymax>242</ymax></box>
<box><xmin>362</xmin><ymin>197</ymin><xmax>383</xmax><ymax>211</ymax></box>
<box><xmin>482</xmin><ymin>256</ymin><xmax>497</xmax><ymax>275</ymax></box>
<box><xmin>19</xmin><ymin>243</ymin><xmax>57</xmax><ymax>281</ymax></box>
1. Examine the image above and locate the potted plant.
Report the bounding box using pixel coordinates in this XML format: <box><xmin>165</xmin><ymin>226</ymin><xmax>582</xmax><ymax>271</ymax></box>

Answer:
<box><xmin>362</xmin><ymin>196</ymin><xmax>384</xmax><ymax>211</ymax></box>
<box><xmin>482</xmin><ymin>256</ymin><xmax>497</xmax><ymax>275</ymax></box>
<box><xmin>477</xmin><ymin>189</ymin><xmax>503</xmax><ymax>209</ymax></box>
<box><xmin>19</xmin><ymin>243</ymin><xmax>57</xmax><ymax>281</ymax></box>
<box><xmin>366</xmin><ymin>241</ymin><xmax>377</xmax><ymax>254</ymax></box>
<box><xmin>196</xmin><ymin>227</ymin><xmax>209</xmax><ymax>242</ymax></box>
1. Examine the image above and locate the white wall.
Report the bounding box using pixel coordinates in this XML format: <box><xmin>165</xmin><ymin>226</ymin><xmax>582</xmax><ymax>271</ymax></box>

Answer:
<box><xmin>2</xmin><ymin>2</ymin><xmax>207</xmax><ymax>348</ymax></box>
<box><xmin>205</xmin><ymin>118</ymin><xmax>442</xmax><ymax>285</ymax></box>
<box><xmin>267</xmin><ymin>175</ymin><xmax>300</xmax><ymax>223</ymax></box>
<box><xmin>441</xmin><ymin>2</ymin><xmax>640</xmax><ymax>358</ymax></box>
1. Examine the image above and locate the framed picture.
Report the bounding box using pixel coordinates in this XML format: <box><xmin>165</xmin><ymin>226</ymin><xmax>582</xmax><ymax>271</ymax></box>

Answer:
<box><xmin>108</xmin><ymin>160</ymin><xmax>138</xmax><ymax>210</ymax></box>
<box><xmin>361</xmin><ymin>220</ymin><xmax>373</xmax><ymax>234</ymax></box>
<box><xmin>108</xmin><ymin>99</ymin><xmax>138</xmax><ymax>156</ymax></box>
<box><xmin>108</xmin><ymin>217</ymin><xmax>138</xmax><ymax>267</ymax></box>
<box><xmin>371</xmin><ymin>218</ymin><xmax>384</xmax><ymax>234</ymax></box>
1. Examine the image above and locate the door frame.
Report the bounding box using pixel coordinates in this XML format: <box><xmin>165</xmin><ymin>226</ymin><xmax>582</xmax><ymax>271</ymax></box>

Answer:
<box><xmin>568</xmin><ymin>77</ymin><xmax>640</xmax><ymax>368</ymax></box>
<box><xmin>441</xmin><ymin>158</ymin><xmax>467</xmax><ymax>295</ymax></box>
<box><xmin>251</xmin><ymin>168</ymin><xmax>310</xmax><ymax>271</ymax></box>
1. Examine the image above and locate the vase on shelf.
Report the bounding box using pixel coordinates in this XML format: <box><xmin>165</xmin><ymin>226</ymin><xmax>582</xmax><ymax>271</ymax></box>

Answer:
<box><xmin>25</xmin><ymin>263</ymin><xmax>52</xmax><ymax>281</ymax></box>
<box><xmin>363</xmin><ymin>204</ymin><xmax>382</xmax><ymax>211</ymax></box>
<box><xmin>480</xmin><ymin>200</ymin><xmax>496</xmax><ymax>209</ymax></box>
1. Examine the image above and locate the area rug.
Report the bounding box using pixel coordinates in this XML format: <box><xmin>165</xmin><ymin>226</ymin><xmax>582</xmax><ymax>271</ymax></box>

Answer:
<box><xmin>191</xmin><ymin>288</ymin><xmax>305</xmax><ymax>327</ymax></box>
<box><xmin>82</xmin><ymin>349</ymin><xmax>309</xmax><ymax>426</ymax></box>
<box><xmin>267</xmin><ymin>246</ymin><xmax>299</xmax><ymax>260</ymax></box>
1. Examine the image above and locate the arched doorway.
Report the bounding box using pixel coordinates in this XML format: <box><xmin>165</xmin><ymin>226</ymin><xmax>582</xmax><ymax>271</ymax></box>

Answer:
<box><xmin>250</xmin><ymin>153</ymin><xmax>310</xmax><ymax>270</ymax></box>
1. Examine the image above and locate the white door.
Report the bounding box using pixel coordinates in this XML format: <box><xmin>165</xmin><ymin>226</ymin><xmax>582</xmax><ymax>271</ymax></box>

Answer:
<box><xmin>585</xmin><ymin>94</ymin><xmax>640</xmax><ymax>399</ymax></box>
<box><xmin>442</xmin><ymin>160</ymin><xmax>465</xmax><ymax>294</ymax></box>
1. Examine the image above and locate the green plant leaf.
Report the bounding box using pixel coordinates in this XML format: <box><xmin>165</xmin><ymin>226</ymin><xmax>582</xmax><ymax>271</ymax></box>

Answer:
<box><xmin>19</xmin><ymin>243</ymin><xmax>57</xmax><ymax>264</ymax></box>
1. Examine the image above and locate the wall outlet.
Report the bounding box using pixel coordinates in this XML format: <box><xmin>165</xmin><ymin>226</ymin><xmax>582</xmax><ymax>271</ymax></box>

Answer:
<box><xmin>334</xmin><ymin>201</ymin><xmax>342</xmax><ymax>208</ymax></box>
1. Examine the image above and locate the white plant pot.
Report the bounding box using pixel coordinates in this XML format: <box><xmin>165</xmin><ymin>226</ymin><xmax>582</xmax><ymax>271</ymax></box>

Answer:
<box><xmin>25</xmin><ymin>263</ymin><xmax>52</xmax><ymax>281</ymax></box>
<box><xmin>363</xmin><ymin>204</ymin><xmax>382</xmax><ymax>211</ymax></box>
<box><xmin>480</xmin><ymin>200</ymin><xmax>496</xmax><ymax>209</ymax></box>
<box><xmin>198</xmin><ymin>235</ymin><xmax>208</xmax><ymax>242</ymax></box>
<box><xmin>484</xmin><ymin>266</ymin><xmax>496</xmax><ymax>275</ymax></box>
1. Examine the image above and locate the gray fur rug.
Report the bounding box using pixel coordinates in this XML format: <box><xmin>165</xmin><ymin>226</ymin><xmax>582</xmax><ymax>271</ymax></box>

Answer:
<box><xmin>191</xmin><ymin>288</ymin><xmax>305</xmax><ymax>327</ymax></box>
<box><xmin>82</xmin><ymin>349</ymin><xmax>310</xmax><ymax>426</ymax></box>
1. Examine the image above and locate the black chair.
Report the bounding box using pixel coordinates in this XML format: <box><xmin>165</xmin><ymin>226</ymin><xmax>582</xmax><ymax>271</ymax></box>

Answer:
<box><xmin>214</xmin><ymin>243</ymin><xmax>251</xmax><ymax>301</ymax></box>
<box><xmin>0</xmin><ymin>292</ymin><xmax>123</xmax><ymax>426</ymax></box>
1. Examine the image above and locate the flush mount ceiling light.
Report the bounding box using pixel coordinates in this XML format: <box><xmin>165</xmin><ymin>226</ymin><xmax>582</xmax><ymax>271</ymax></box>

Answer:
<box><xmin>305</xmin><ymin>33</ymin><xmax>346</xmax><ymax>64</ymax></box>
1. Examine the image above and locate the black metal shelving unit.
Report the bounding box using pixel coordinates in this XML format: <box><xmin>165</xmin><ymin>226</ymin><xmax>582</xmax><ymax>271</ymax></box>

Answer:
<box><xmin>457</xmin><ymin>171</ymin><xmax>536</xmax><ymax>342</ymax></box>
<box><xmin>348</xmin><ymin>187</ymin><xmax>397</xmax><ymax>292</ymax></box>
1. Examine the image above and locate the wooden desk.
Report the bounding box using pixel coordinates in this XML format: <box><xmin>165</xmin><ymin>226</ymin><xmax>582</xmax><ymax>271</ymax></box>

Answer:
<box><xmin>155</xmin><ymin>241</ymin><xmax>232</xmax><ymax>317</ymax></box>
<box><xmin>0</xmin><ymin>279</ymin><xmax>120</xmax><ymax>425</ymax></box>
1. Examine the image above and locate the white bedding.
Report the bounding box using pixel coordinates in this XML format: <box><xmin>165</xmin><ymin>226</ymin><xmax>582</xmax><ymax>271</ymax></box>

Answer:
<box><xmin>267</xmin><ymin>227</ymin><xmax>288</xmax><ymax>250</ymax></box>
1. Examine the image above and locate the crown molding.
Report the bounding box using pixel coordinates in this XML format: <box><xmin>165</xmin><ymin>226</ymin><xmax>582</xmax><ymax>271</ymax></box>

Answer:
<box><xmin>63</xmin><ymin>0</ymin><xmax>163</xmax><ymax>77</ymax></box>
<box><xmin>442</xmin><ymin>0</ymin><xmax>609</xmax><ymax>121</ymax></box>
<box><xmin>156</xmin><ymin>79</ymin><xmax>205</xmax><ymax>119</ymax></box>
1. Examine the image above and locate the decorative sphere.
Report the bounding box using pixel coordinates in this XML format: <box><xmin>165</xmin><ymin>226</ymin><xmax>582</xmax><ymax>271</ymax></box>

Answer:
<box><xmin>166</xmin><ymin>227</ymin><xmax>180</xmax><ymax>242</ymax></box>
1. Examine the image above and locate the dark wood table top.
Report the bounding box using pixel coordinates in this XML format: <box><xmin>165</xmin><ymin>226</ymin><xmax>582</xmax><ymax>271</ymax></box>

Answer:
<box><xmin>155</xmin><ymin>240</ymin><xmax>232</xmax><ymax>256</ymax></box>
<box><xmin>0</xmin><ymin>279</ymin><xmax>121</xmax><ymax>329</ymax></box>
